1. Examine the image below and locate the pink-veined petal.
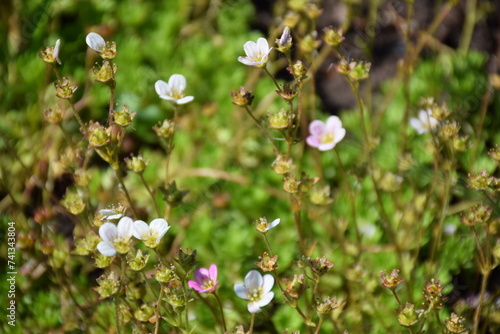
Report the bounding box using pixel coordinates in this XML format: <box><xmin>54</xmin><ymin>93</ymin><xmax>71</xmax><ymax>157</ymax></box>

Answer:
<box><xmin>133</xmin><ymin>220</ymin><xmax>149</xmax><ymax>240</ymax></box>
<box><xmin>247</xmin><ymin>301</ymin><xmax>262</xmax><ymax>313</ymax></box>
<box><xmin>99</xmin><ymin>223</ymin><xmax>117</xmax><ymax>242</ymax></box>
<box><xmin>97</xmin><ymin>241</ymin><xmax>116</xmax><ymax>256</ymax></box>
<box><xmin>309</xmin><ymin>120</ymin><xmax>326</xmax><ymax>136</ymax></box>
<box><xmin>169</xmin><ymin>74</ymin><xmax>187</xmax><ymax>92</ymax></box>
<box><xmin>234</xmin><ymin>283</ymin><xmax>249</xmax><ymax>299</ymax></box>
<box><xmin>117</xmin><ymin>216</ymin><xmax>134</xmax><ymax>239</ymax></box>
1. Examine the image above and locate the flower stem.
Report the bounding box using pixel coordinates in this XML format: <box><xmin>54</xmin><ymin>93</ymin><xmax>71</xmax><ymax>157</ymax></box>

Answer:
<box><xmin>263</xmin><ymin>66</ymin><xmax>281</xmax><ymax>92</ymax></box>
<box><xmin>244</xmin><ymin>106</ymin><xmax>280</xmax><ymax>153</ymax></box>
<box><xmin>249</xmin><ymin>313</ymin><xmax>255</xmax><ymax>334</ymax></box>
<box><xmin>154</xmin><ymin>285</ymin><xmax>165</xmax><ymax>334</ymax></box>
<box><xmin>314</xmin><ymin>317</ymin><xmax>324</xmax><ymax>334</ymax></box>
<box><xmin>214</xmin><ymin>292</ymin><xmax>228</xmax><ymax>333</ymax></box>
<box><xmin>473</xmin><ymin>268</ymin><xmax>491</xmax><ymax>334</ymax></box>
<box><xmin>262</xmin><ymin>234</ymin><xmax>274</xmax><ymax>257</ymax></box>
<box><xmin>114</xmin><ymin>168</ymin><xmax>138</xmax><ymax>217</ymax></box>
<box><xmin>391</xmin><ymin>289</ymin><xmax>403</xmax><ymax>309</ymax></box>
<box><xmin>139</xmin><ymin>173</ymin><xmax>161</xmax><ymax>216</ymax></box>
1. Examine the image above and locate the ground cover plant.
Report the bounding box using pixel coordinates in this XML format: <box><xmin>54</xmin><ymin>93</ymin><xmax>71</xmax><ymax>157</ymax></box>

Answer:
<box><xmin>2</xmin><ymin>0</ymin><xmax>500</xmax><ymax>333</ymax></box>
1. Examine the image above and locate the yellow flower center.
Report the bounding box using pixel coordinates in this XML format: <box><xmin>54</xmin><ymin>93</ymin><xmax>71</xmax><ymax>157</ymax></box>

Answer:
<box><xmin>248</xmin><ymin>287</ymin><xmax>263</xmax><ymax>302</ymax></box>
<box><xmin>320</xmin><ymin>132</ymin><xmax>335</xmax><ymax>144</ymax></box>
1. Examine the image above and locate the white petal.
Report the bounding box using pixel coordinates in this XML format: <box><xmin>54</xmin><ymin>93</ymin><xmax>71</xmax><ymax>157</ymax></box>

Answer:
<box><xmin>99</xmin><ymin>223</ymin><xmax>118</xmax><ymax>243</ymax></box>
<box><xmin>325</xmin><ymin>116</ymin><xmax>343</xmax><ymax>132</ymax></box>
<box><xmin>100</xmin><ymin>209</ymin><xmax>117</xmax><ymax>216</ymax></box>
<box><xmin>117</xmin><ymin>216</ymin><xmax>134</xmax><ymax>239</ymax></box>
<box><xmin>256</xmin><ymin>38</ymin><xmax>270</xmax><ymax>53</ymax></box>
<box><xmin>86</xmin><ymin>32</ymin><xmax>106</xmax><ymax>52</ymax></box>
<box><xmin>245</xmin><ymin>270</ymin><xmax>263</xmax><ymax>290</ymax></box>
<box><xmin>150</xmin><ymin>218</ymin><xmax>170</xmax><ymax>241</ymax></box>
<box><xmin>243</xmin><ymin>41</ymin><xmax>258</xmax><ymax>58</ymax></box>
<box><xmin>97</xmin><ymin>241</ymin><xmax>116</xmax><ymax>256</ymax></box>
<box><xmin>247</xmin><ymin>301</ymin><xmax>262</xmax><ymax>313</ymax></box>
<box><xmin>54</xmin><ymin>39</ymin><xmax>61</xmax><ymax>64</ymax></box>
<box><xmin>266</xmin><ymin>218</ymin><xmax>280</xmax><ymax>230</ymax></box>
<box><xmin>234</xmin><ymin>283</ymin><xmax>249</xmax><ymax>299</ymax></box>
<box><xmin>409</xmin><ymin>118</ymin><xmax>425</xmax><ymax>134</ymax></box>
<box><xmin>333</xmin><ymin>127</ymin><xmax>346</xmax><ymax>144</ymax></box>
<box><xmin>318</xmin><ymin>142</ymin><xmax>336</xmax><ymax>151</ymax></box>
<box><xmin>261</xmin><ymin>274</ymin><xmax>274</xmax><ymax>294</ymax></box>
<box><xmin>175</xmin><ymin>96</ymin><xmax>194</xmax><ymax>105</ymax></box>
<box><xmin>133</xmin><ymin>220</ymin><xmax>149</xmax><ymax>240</ymax></box>
<box><xmin>155</xmin><ymin>80</ymin><xmax>170</xmax><ymax>96</ymax></box>
<box><xmin>169</xmin><ymin>74</ymin><xmax>187</xmax><ymax>92</ymax></box>
<box><xmin>237</xmin><ymin>56</ymin><xmax>256</xmax><ymax>66</ymax></box>
<box><xmin>255</xmin><ymin>291</ymin><xmax>274</xmax><ymax>308</ymax></box>
<box><xmin>159</xmin><ymin>95</ymin><xmax>177</xmax><ymax>103</ymax></box>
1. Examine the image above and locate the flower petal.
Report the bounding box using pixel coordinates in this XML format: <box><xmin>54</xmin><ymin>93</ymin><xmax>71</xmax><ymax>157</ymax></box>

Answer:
<box><xmin>54</xmin><ymin>39</ymin><xmax>61</xmax><ymax>64</ymax></box>
<box><xmin>256</xmin><ymin>38</ymin><xmax>270</xmax><ymax>53</ymax></box>
<box><xmin>175</xmin><ymin>96</ymin><xmax>194</xmax><ymax>105</ymax></box>
<box><xmin>97</xmin><ymin>241</ymin><xmax>116</xmax><ymax>256</ymax></box>
<box><xmin>318</xmin><ymin>142</ymin><xmax>337</xmax><ymax>151</ymax></box>
<box><xmin>333</xmin><ymin>127</ymin><xmax>346</xmax><ymax>144</ymax></box>
<box><xmin>247</xmin><ymin>301</ymin><xmax>262</xmax><ymax>313</ymax></box>
<box><xmin>325</xmin><ymin>116</ymin><xmax>343</xmax><ymax>132</ymax></box>
<box><xmin>243</xmin><ymin>41</ymin><xmax>258</xmax><ymax>58</ymax></box>
<box><xmin>309</xmin><ymin>120</ymin><xmax>325</xmax><ymax>137</ymax></box>
<box><xmin>306</xmin><ymin>136</ymin><xmax>321</xmax><ymax>148</ymax></box>
<box><xmin>255</xmin><ymin>291</ymin><xmax>274</xmax><ymax>308</ymax></box>
<box><xmin>208</xmin><ymin>264</ymin><xmax>218</xmax><ymax>280</ymax></box>
<box><xmin>261</xmin><ymin>274</ymin><xmax>274</xmax><ymax>294</ymax></box>
<box><xmin>234</xmin><ymin>282</ymin><xmax>249</xmax><ymax>299</ymax></box>
<box><xmin>188</xmin><ymin>280</ymin><xmax>202</xmax><ymax>291</ymax></box>
<box><xmin>86</xmin><ymin>32</ymin><xmax>106</xmax><ymax>52</ymax></box>
<box><xmin>133</xmin><ymin>220</ymin><xmax>149</xmax><ymax>240</ymax></box>
<box><xmin>169</xmin><ymin>74</ymin><xmax>187</xmax><ymax>92</ymax></box>
<box><xmin>117</xmin><ymin>216</ymin><xmax>134</xmax><ymax>239</ymax></box>
<box><xmin>245</xmin><ymin>270</ymin><xmax>263</xmax><ymax>290</ymax></box>
<box><xmin>409</xmin><ymin>118</ymin><xmax>425</xmax><ymax>134</ymax></box>
<box><xmin>99</xmin><ymin>223</ymin><xmax>118</xmax><ymax>242</ymax></box>
<box><xmin>266</xmin><ymin>218</ymin><xmax>280</xmax><ymax>231</ymax></box>
<box><xmin>194</xmin><ymin>268</ymin><xmax>209</xmax><ymax>282</ymax></box>
<box><xmin>150</xmin><ymin>218</ymin><xmax>169</xmax><ymax>235</ymax></box>
<box><xmin>155</xmin><ymin>80</ymin><xmax>170</xmax><ymax>96</ymax></box>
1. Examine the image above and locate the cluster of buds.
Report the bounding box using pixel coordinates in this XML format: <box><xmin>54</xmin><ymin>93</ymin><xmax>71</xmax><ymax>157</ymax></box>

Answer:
<box><xmin>380</xmin><ymin>269</ymin><xmax>404</xmax><ymax>290</ymax></box>
<box><xmin>467</xmin><ymin>170</ymin><xmax>492</xmax><ymax>190</ymax></box>
<box><xmin>125</xmin><ymin>154</ymin><xmax>148</xmax><ymax>174</ymax></box>
<box><xmin>323</xmin><ymin>27</ymin><xmax>344</xmax><ymax>47</ymax></box>
<box><xmin>283</xmin><ymin>274</ymin><xmax>308</xmax><ymax>303</ymax></box>
<box><xmin>422</xmin><ymin>278</ymin><xmax>445</xmax><ymax>309</ymax></box>
<box><xmin>231</xmin><ymin>87</ymin><xmax>254</xmax><ymax>107</ymax></box>
<box><xmin>254</xmin><ymin>252</ymin><xmax>279</xmax><ymax>272</ymax></box>
<box><xmin>444</xmin><ymin>313</ymin><xmax>469</xmax><ymax>334</ymax></box>
<box><xmin>43</xmin><ymin>104</ymin><xmax>65</xmax><ymax>123</ymax></box>
<box><xmin>460</xmin><ymin>203</ymin><xmax>492</xmax><ymax>226</ymax></box>
<box><xmin>54</xmin><ymin>77</ymin><xmax>78</xmax><ymax>99</ymax></box>
<box><xmin>127</xmin><ymin>249</ymin><xmax>150</xmax><ymax>271</ymax></box>
<box><xmin>397</xmin><ymin>302</ymin><xmax>423</xmax><ymax>328</ymax></box>
<box><xmin>336</xmin><ymin>59</ymin><xmax>371</xmax><ymax>82</ymax></box>
<box><xmin>94</xmin><ymin>272</ymin><xmax>120</xmax><ymax>299</ymax></box>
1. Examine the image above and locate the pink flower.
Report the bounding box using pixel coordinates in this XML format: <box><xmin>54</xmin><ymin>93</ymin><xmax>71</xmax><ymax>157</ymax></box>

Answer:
<box><xmin>306</xmin><ymin>116</ymin><xmax>346</xmax><ymax>151</ymax></box>
<box><xmin>188</xmin><ymin>264</ymin><xmax>218</xmax><ymax>293</ymax></box>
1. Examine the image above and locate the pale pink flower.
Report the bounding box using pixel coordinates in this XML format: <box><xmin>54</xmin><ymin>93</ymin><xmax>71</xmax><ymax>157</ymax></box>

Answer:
<box><xmin>238</xmin><ymin>38</ymin><xmax>273</xmax><ymax>67</ymax></box>
<box><xmin>306</xmin><ymin>116</ymin><xmax>346</xmax><ymax>151</ymax></box>
<box><xmin>188</xmin><ymin>264</ymin><xmax>218</xmax><ymax>293</ymax></box>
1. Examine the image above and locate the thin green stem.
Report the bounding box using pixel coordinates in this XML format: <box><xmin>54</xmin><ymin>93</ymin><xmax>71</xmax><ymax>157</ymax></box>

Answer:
<box><xmin>244</xmin><ymin>106</ymin><xmax>280</xmax><ymax>153</ymax></box>
<box><xmin>114</xmin><ymin>169</ymin><xmax>138</xmax><ymax>217</ymax></box>
<box><xmin>154</xmin><ymin>285</ymin><xmax>165</xmax><ymax>334</ymax></box>
<box><xmin>263</xmin><ymin>66</ymin><xmax>281</xmax><ymax>92</ymax></box>
<box><xmin>262</xmin><ymin>234</ymin><xmax>274</xmax><ymax>257</ymax></box>
<box><xmin>292</xmin><ymin>202</ymin><xmax>307</xmax><ymax>254</ymax></box>
<box><xmin>214</xmin><ymin>292</ymin><xmax>228</xmax><ymax>333</ymax></box>
<box><xmin>459</xmin><ymin>0</ymin><xmax>478</xmax><ymax>54</ymax></box>
<box><xmin>391</xmin><ymin>289</ymin><xmax>403</xmax><ymax>309</ymax></box>
<box><xmin>473</xmin><ymin>269</ymin><xmax>491</xmax><ymax>334</ymax></box>
<box><xmin>314</xmin><ymin>317</ymin><xmax>324</xmax><ymax>334</ymax></box>
<box><xmin>249</xmin><ymin>313</ymin><xmax>255</xmax><ymax>334</ymax></box>
<box><xmin>139</xmin><ymin>173</ymin><xmax>161</xmax><ymax>216</ymax></box>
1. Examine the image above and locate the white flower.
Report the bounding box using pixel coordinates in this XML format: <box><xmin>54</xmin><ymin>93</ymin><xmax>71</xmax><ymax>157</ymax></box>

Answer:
<box><xmin>54</xmin><ymin>39</ymin><xmax>61</xmax><ymax>64</ymax></box>
<box><xmin>409</xmin><ymin>109</ymin><xmax>439</xmax><ymax>134</ymax></box>
<box><xmin>155</xmin><ymin>74</ymin><xmax>194</xmax><ymax>105</ymax></box>
<box><xmin>234</xmin><ymin>270</ymin><xmax>274</xmax><ymax>313</ymax></box>
<box><xmin>97</xmin><ymin>216</ymin><xmax>134</xmax><ymax>256</ymax></box>
<box><xmin>86</xmin><ymin>32</ymin><xmax>106</xmax><ymax>52</ymax></box>
<box><xmin>306</xmin><ymin>116</ymin><xmax>346</xmax><ymax>151</ymax></box>
<box><xmin>133</xmin><ymin>218</ymin><xmax>170</xmax><ymax>248</ymax></box>
<box><xmin>237</xmin><ymin>38</ymin><xmax>273</xmax><ymax>67</ymax></box>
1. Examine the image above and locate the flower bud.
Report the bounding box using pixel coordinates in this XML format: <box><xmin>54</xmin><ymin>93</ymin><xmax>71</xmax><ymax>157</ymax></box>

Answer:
<box><xmin>127</xmin><ymin>249</ymin><xmax>150</xmax><ymax>271</ymax></box>
<box><xmin>55</xmin><ymin>77</ymin><xmax>78</xmax><ymax>99</ymax></box>
<box><xmin>125</xmin><ymin>154</ymin><xmax>148</xmax><ymax>174</ymax></box>
<box><xmin>276</xmin><ymin>26</ymin><xmax>292</xmax><ymax>53</ymax></box>
<box><xmin>87</xmin><ymin>121</ymin><xmax>111</xmax><ymax>147</ymax></box>
<box><xmin>444</xmin><ymin>313</ymin><xmax>468</xmax><ymax>334</ymax></box>
<box><xmin>231</xmin><ymin>87</ymin><xmax>254</xmax><ymax>107</ymax></box>
<box><xmin>380</xmin><ymin>269</ymin><xmax>403</xmax><ymax>290</ymax></box>
<box><xmin>62</xmin><ymin>190</ymin><xmax>86</xmax><ymax>215</ymax></box>
<box><xmin>299</xmin><ymin>32</ymin><xmax>320</xmax><ymax>54</ymax></box>
<box><xmin>283</xmin><ymin>274</ymin><xmax>308</xmax><ymax>300</ymax></box>
<box><xmin>43</xmin><ymin>104</ymin><xmax>65</xmax><ymax>123</ymax></box>
<box><xmin>94</xmin><ymin>272</ymin><xmax>120</xmax><ymax>299</ymax></box>
<box><xmin>315</xmin><ymin>297</ymin><xmax>342</xmax><ymax>315</ymax></box>
<box><xmin>271</xmin><ymin>155</ymin><xmax>294</xmax><ymax>175</ymax></box>
<box><xmin>283</xmin><ymin>175</ymin><xmax>301</xmax><ymax>193</ymax></box>
<box><xmin>467</xmin><ymin>170</ymin><xmax>491</xmax><ymax>190</ymax></box>
<box><xmin>439</xmin><ymin>120</ymin><xmax>460</xmax><ymax>140</ymax></box>
<box><xmin>309</xmin><ymin>256</ymin><xmax>334</xmax><ymax>276</ymax></box>
<box><xmin>95</xmin><ymin>253</ymin><xmax>113</xmax><ymax>268</ymax></box>
<box><xmin>309</xmin><ymin>185</ymin><xmax>333</xmax><ymax>205</ymax></box>
<box><xmin>323</xmin><ymin>27</ymin><xmax>344</xmax><ymax>47</ymax></box>
<box><xmin>114</xmin><ymin>105</ymin><xmax>136</xmax><ymax>127</ymax></box>
<box><xmin>91</xmin><ymin>60</ymin><xmax>117</xmax><ymax>83</ymax></box>
<box><xmin>283</xmin><ymin>11</ymin><xmax>301</xmax><ymax>28</ymax></box>
<box><xmin>134</xmin><ymin>304</ymin><xmax>155</xmax><ymax>322</ymax></box>
<box><xmin>397</xmin><ymin>302</ymin><xmax>421</xmax><ymax>327</ymax></box>
<box><xmin>488</xmin><ymin>146</ymin><xmax>500</xmax><ymax>162</ymax></box>
<box><xmin>268</xmin><ymin>108</ymin><xmax>290</xmax><ymax>129</ymax></box>
<box><xmin>255</xmin><ymin>252</ymin><xmax>279</xmax><ymax>272</ymax></box>
<box><xmin>155</xmin><ymin>264</ymin><xmax>177</xmax><ymax>284</ymax></box>
<box><xmin>165</xmin><ymin>280</ymin><xmax>186</xmax><ymax>309</ymax></box>
<box><xmin>422</xmin><ymin>278</ymin><xmax>444</xmax><ymax>309</ymax></box>
<box><xmin>277</xmin><ymin>82</ymin><xmax>298</xmax><ymax>101</ymax></box>
<box><xmin>153</xmin><ymin>119</ymin><xmax>175</xmax><ymax>139</ymax></box>
<box><xmin>337</xmin><ymin>59</ymin><xmax>371</xmax><ymax>82</ymax></box>
<box><xmin>126</xmin><ymin>282</ymin><xmax>146</xmax><ymax>301</ymax></box>
<box><xmin>74</xmin><ymin>168</ymin><xmax>92</xmax><ymax>187</ymax></box>
<box><xmin>288</xmin><ymin>60</ymin><xmax>308</xmax><ymax>83</ymax></box>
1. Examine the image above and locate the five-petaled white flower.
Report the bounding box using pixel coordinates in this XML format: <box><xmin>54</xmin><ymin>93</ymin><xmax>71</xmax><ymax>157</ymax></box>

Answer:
<box><xmin>133</xmin><ymin>218</ymin><xmax>170</xmax><ymax>248</ymax></box>
<box><xmin>409</xmin><ymin>109</ymin><xmax>439</xmax><ymax>134</ymax></box>
<box><xmin>234</xmin><ymin>270</ymin><xmax>274</xmax><ymax>313</ymax></box>
<box><xmin>97</xmin><ymin>216</ymin><xmax>134</xmax><ymax>256</ymax></box>
<box><xmin>306</xmin><ymin>116</ymin><xmax>346</xmax><ymax>151</ymax></box>
<box><xmin>155</xmin><ymin>74</ymin><xmax>194</xmax><ymax>105</ymax></box>
<box><xmin>237</xmin><ymin>38</ymin><xmax>273</xmax><ymax>67</ymax></box>
<box><xmin>86</xmin><ymin>32</ymin><xmax>106</xmax><ymax>52</ymax></box>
